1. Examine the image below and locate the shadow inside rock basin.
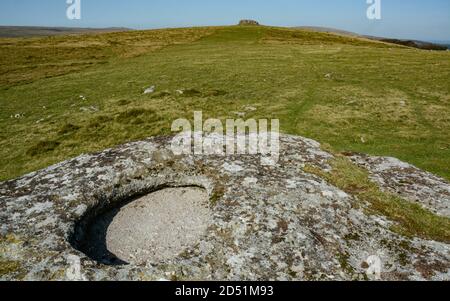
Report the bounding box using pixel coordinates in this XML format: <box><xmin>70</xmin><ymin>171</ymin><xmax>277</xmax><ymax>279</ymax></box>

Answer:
<box><xmin>70</xmin><ymin>186</ymin><xmax>212</xmax><ymax>266</ymax></box>
<box><xmin>74</xmin><ymin>206</ymin><xmax>129</xmax><ymax>266</ymax></box>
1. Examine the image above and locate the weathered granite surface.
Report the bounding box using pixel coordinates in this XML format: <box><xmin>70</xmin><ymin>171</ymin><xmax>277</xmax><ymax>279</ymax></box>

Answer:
<box><xmin>349</xmin><ymin>154</ymin><xmax>450</xmax><ymax>217</ymax></box>
<box><xmin>0</xmin><ymin>134</ymin><xmax>449</xmax><ymax>281</ymax></box>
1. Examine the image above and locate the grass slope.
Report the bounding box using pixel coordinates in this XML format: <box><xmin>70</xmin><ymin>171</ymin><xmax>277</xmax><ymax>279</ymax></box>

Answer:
<box><xmin>0</xmin><ymin>26</ymin><xmax>449</xmax><ymax>181</ymax></box>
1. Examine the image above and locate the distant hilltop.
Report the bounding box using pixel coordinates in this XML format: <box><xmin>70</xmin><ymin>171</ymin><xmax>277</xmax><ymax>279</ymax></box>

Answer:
<box><xmin>0</xmin><ymin>26</ymin><xmax>130</xmax><ymax>38</ymax></box>
<box><xmin>374</xmin><ymin>38</ymin><xmax>448</xmax><ymax>51</ymax></box>
<box><xmin>1</xmin><ymin>24</ymin><xmax>447</xmax><ymax>51</ymax></box>
<box><xmin>295</xmin><ymin>26</ymin><xmax>449</xmax><ymax>51</ymax></box>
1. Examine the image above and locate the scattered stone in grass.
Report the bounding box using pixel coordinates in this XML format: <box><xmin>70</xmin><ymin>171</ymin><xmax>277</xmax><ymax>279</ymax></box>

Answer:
<box><xmin>244</xmin><ymin>106</ymin><xmax>257</xmax><ymax>112</ymax></box>
<box><xmin>79</xmin><ymin>95</ymin><xmax>87</xmax><ymax>101</ymax></box>
<box><xmin>13</xmin><ymin>114</ymin><xmax>24</xmax><ymax>119</ymax></box>
<box><xmin>399</xmin><ymin>101</ymin><xmax>407</xmax><ymax>106</ymax></box>
<box><xmin>35</xmin><ymin>115</ymin><xmax>53</xmax><ymax>124</ymax></box>
<box><xmin>26</xmin><ymin>140</ymin><xmax>61</xmax><ymax>156</ymax></box>
<box><xmin>233</xmin><ymin>112</ymin><xmax>246</xmax><ymax>117</ymax></box>
<box><xmin>143</xmin><ymin>86</ymin><xmax>155</xmax><ymax>94</ymax></box>
<box><xmin>80</xmin><ymin>106</ymin><xmax>99</xmax><ymax>113</ymax></box>
<box><xmin>325</xmin><ymin>73</ymin><xmax>332</xmax><ymax>79</ymax></box>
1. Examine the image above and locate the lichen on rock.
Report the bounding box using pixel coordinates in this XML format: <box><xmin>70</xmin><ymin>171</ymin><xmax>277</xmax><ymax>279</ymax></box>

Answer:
<box><xmin>0</xmin><ymin>134</ymin><xmax>449</xmax><ymax>281</ymax></box>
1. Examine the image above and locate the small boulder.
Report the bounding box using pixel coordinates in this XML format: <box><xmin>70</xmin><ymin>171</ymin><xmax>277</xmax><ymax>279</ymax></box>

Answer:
<box><xmin>80</xmin><ymin>106</ymin><xmax>99</xmax><ymax>113</ymax></box>
<box><xmin>244</xmin><ymin>106</ymin><xmax>257</xmax><ymax>112</ymax></box>
<box><xmin>143</xmin><ymin>86</ymin><xmax>155</xmax><ymax>94</ymax></box>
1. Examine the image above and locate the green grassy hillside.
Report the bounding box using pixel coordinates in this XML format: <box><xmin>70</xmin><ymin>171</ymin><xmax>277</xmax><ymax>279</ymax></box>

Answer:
<box><xmin>1</xmin><ymin>26</ymin><xmax>449</xmax><ymax>181</ymax></box>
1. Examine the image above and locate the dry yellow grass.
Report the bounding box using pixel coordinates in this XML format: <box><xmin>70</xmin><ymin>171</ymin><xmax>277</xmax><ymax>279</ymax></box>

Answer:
<box><xmin>0</xmin><ymin>27</ymin><xmax>216</xmax><ymax>87</ymax></box>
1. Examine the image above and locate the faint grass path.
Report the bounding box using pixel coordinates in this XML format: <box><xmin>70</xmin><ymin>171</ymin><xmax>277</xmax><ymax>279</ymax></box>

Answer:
<box><xmin>0</xmin><ymin>26</ymin><xmax>449</xmax><ymax>181</ymax></box>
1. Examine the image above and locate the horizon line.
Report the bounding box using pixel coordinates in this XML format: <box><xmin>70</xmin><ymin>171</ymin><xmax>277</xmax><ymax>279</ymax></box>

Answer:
<box><xmin>0</xmin><ymin>23</ymin><xmax>449</xmax><ymax>43</ymax></box>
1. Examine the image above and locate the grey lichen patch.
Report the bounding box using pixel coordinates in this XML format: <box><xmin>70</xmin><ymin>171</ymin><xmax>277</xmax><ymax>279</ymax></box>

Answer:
<box><xmin>0</xmin><ymin>234</ymin><xmax>26</xmax><ymax>279</ymax></box>
<box><xmin>1</xmin><ymin>134</ymin><xmax>450</xmax><ymax>280</ymax></box>
<box><xmin>344</xmin><ymin>233</ymin><xmax>360</xmax><ymax>242</ymax></box>
<box><xmin>413</xmin><ymin>259</ymin><xmax>448</xmax><ymax>280</ymax></box>
<box><xmin>348</xmin><ymin>153</ymin><xmax>450</xmax><ymax>217</ymax></box>
<box><xmin>303</xmin><ymin>156</ymin><xmax>450</xmax><ymax>243</ymax></box>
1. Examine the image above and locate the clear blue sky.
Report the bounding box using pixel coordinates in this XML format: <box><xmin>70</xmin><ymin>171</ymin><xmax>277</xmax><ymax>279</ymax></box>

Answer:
<box><xmin>1</xmin><ymin>0</ymin><xmax>449</xmax><ymax>41</ymax></box>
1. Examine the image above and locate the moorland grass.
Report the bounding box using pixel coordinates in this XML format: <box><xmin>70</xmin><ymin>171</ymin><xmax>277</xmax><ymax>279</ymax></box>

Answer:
<box><xmin>0</xmin><ymin>25</ymin><xmax>449</xmax><ymax>182</ymax></box>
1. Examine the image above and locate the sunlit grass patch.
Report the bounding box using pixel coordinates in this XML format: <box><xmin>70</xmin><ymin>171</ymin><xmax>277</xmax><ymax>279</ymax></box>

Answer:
<box><xmin>0</xmin><ymin>25</ymin><xmax>449</xmax><ymax>181</ymax></box>
<box><xmin>0</xmin><ymin>27</ymin><xmax>217</xmax><ymax>87</ymax></box>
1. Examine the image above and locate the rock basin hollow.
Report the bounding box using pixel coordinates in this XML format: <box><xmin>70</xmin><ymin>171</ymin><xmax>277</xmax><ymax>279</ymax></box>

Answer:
<box><xmin>79</xmin><ymin>187</ymin><xmax>212</xmax><ymax>266</ymax></box>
